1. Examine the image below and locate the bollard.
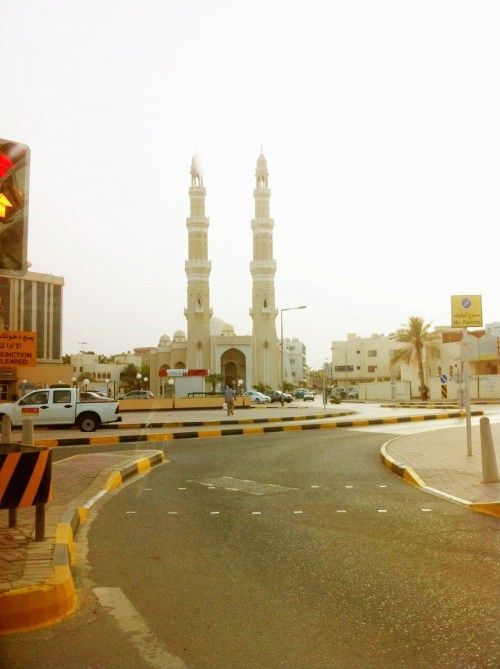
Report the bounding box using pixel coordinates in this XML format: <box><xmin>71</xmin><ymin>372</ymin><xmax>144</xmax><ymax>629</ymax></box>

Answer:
<box><xmin>22</xmin><ymin>417</ymin><xmax>35</xmax><ymax>446</ymax></box>
<box><xmin>1</xmin><ymin>415</ymin><xmax>12</xmax><ymax>444</ymax></box>
<box><xmin>480</xmin><ymin>417</ymin><xmax>500</xmax><ymax>484</ymax></box>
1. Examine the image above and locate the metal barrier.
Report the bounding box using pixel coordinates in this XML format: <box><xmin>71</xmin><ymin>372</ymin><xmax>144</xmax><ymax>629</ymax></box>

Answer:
<box><xmin>0</xmin><ymin>416</ymin><xmax>52</xmax><ymax>541</ymax></box>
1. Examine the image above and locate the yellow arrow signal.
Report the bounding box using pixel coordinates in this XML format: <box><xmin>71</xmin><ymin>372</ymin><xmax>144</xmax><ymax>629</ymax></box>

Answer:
<box><xmin>0</xmin><ymin>193</ymin><xmax>13</xmax><ymax>218</ymax></box>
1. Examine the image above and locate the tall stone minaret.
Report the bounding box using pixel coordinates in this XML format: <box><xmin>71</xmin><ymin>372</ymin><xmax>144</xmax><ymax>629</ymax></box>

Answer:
<box><xmin>184</xmin><ymin>154</ymin><xmax>212</xmax><ymax>370</ymax></box>
<box><xmin>249</xmin><ymin>150</ymin><xmax>278</xmax><ymax>388</ymax></box>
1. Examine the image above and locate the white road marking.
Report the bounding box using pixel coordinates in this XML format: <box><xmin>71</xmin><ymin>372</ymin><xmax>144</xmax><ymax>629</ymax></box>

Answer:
<box><xmin>167</xmin><ymin>511</ymin><xmax>178</xmax><ymax>515</ymax></box>
<box><xmin>311</xmin><ymin>485</ymin><xmax>320</xmax><ymax>489</ymax></box>
<box><xmin>178</xmin><ymin>487</ymin><xmax>186</xmax><ymax>490</ymax></box>
<box><xmin>421</xmin><ymin>508</ymin><xmax>433</xmax><ymax>512</ymax></box>
<box><xmin>144</xmin><ymin>488</ymin><xmax>152</xmax><ymax>491</ymax></box>
<box><xmin>126</xmin><ymin>511</ymin><xmax>136</xmax><ymax>515</ymax></box>
<box><xmin>252</xmin><ymin>511</ymin><xmax>262</xmax><ymax>515</ymax></box>
<box><xmin>336</xmin><ymin>510</ymin><xmax>347</xmax><ymax>513</ymax></box>
<box><xmin>93</xmin><ymin>587</ymin><xmax>186</xmax><ymax>669</ymax></box>
<box><xmin>210</xmin><ymin>511</ymin><xmax>220</xmax><ymax>515</ymax></box>
<box><xmin>378</xmin><ymin>485</ymin><xmax>387</xmax><ymax>488</ymax></box>
<box><xmin>377</xmin><ymin>509</ymin><xmax>388</xmax><ymax>513</ymax></box>
<box><xmin>293</xmin><ymin>510</ymin><xmax>304</xmax><ymax>514</ymax></box>
<box><xmin>345</xmin><ymin>485</ymin><xmax>354</xmax><ymax>489</ymax></box>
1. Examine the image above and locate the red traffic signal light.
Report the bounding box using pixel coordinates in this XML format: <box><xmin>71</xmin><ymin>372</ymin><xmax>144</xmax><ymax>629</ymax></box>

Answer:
<box><xmin>0</xmin><ymin>138</ymin><xmax>30</xmax><ymax>275</ymax></box>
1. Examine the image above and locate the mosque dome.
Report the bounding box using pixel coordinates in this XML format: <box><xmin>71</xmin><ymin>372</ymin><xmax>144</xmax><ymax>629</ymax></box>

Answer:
<box><xmin>221</xmin><ymin>323</ymin><xmax>235</xmax><ymax>336</ymax></box>
<box><xmin>173</xmin><ymin>329</ymin><xmax>187</xmax><ymax>342</ymax></box>
<box><xmin>210</xmin><ymin>317</ymin><xmax>225</xmax><ymax>336</ymax></box>
<box><xmin>158</xmin><ymin>334</ymin><xmax>171</xmax><ymax>346</ymax></box>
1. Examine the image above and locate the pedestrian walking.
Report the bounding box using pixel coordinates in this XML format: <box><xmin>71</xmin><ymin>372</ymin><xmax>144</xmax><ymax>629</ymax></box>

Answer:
<box><xmin>224</xmin><ymin>386</ymin><xmax>236</xmax><ymax>416</ymax></box>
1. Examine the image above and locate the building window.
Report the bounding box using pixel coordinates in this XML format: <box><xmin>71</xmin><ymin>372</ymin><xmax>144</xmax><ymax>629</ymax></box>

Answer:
<box><xmin>368</xmin><ymin>365</ymin><xmax>377</xmax><ymax>373</ymax></box>
<box><xmin>368</xmin><ymin>350</ymin><xmax>377</xmax><ymax>357</ymax></box>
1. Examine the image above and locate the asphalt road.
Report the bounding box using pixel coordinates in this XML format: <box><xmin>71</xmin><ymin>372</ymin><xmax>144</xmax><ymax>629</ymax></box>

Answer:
<box><xmin>2</xmin><ymin>429</ymin><xmax>499</xmax><ymax>669</ymax></box>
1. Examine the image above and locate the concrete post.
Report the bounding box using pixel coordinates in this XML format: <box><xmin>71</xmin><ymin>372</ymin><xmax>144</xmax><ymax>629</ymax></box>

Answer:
<box><xmin>480</xmin><ymin>416</ymin><xmax>500</xmax><ymax>484</ymax></box>
<box><xmin>1</xmin><ymin>415</ymin><xmax>12</xmax><ymax>444</ymax></box>
<box><xmin>22</xmin><ymin>417</ymin><xmax>34</xmax><ymax>446</ymax></box>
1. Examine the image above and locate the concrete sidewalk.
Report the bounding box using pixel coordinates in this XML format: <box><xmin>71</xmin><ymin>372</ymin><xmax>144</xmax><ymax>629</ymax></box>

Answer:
<box><xmin>0</xmin><ymin>450</ymin><xmax>164</xmax><ymax>634</ymax></box>
<box><xmin>1</xmin><ymin>408</ymin><xmax>499</xmax><ymax>634</ymax></box>
<box><xmin>382</xmin><ymin>422</ymin><xmax>500</xmax><ymax>516</ymax></box>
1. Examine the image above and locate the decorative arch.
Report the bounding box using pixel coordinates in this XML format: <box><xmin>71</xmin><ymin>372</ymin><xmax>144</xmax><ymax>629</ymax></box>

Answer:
<box><xmin>220</xmin><ymin>348</ymin><xmax>246</xmax><ymax>390</ymax></box>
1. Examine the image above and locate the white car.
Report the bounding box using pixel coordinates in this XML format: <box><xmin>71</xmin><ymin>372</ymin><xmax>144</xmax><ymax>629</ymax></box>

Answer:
<box><xmin>243</xmin><ymin>390</ymin><xmax>271</xmax><ymax>404</ymax></box>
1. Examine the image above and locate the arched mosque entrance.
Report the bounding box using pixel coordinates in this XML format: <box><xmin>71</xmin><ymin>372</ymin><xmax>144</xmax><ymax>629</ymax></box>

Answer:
<box><xmin>220</xmin><ymin>348</ymin><xmax>246</xmax><ymax>390</ymax></box>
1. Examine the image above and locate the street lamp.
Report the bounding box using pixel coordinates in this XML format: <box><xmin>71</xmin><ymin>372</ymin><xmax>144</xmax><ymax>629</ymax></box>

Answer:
<box><xmin>280</xmin><ymin>305</ymin><xmax>307</xmax><ymax>405</ymax></box>
<box><xmin>238</xmin><ymin>378</ymin><xmax>243</xmax><ymax>395</ymax></box>
<box><xmin>82</xmin><ymin>379</ymin><xmax>89</xmax><ymax>394</ymax></box>
<box><xmin>168</xmin><ymin>378</ymin><xmax>175</xmax><ymax>408</ymax></box>
<box><xmin>71</xmin><ymin>376</ymin><xmax>77</xmax><ymax>388</ymax></box>
<box><xmin>136</xmin><ymin>373</ymin><xmax>142</xmax><ymax>389</ymax></box>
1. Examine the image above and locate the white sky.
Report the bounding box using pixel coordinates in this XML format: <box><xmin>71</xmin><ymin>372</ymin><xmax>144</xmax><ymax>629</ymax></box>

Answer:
<box><xmin>1</xmin><ymin>0</ymin><xmax>499</xmax><ymax>369</ymax></box>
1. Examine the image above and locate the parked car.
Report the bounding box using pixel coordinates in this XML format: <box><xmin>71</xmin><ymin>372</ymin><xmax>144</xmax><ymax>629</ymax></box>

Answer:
<box><xmin>294</xmin><ymin>388</ymin><xmax>306</xmax><ymax>399</ymax></box>
<box><xmin>348</xmin><ymin>386</ymin><xmax>358</xmax><ymax>399</ymax></box>
<box><xmin>268</xmin><ymin>390</ymin><xmax>293</xmax><ymax>403</ymax></box>
<box><xmin>88</xmin><ymin>389</ymin><xmax>108</xmax><ymax>397</ymax></box>
<box><xmin>303</xmin><ymin>390</ymin><xmax>315</xmax><ymax>401</ymax></box>
<box><xmin>332</xmin><ymin>387</ymin><xmax>347</xmax><ymax>399</ymax></box>
<box><xmin>80</xmin><ymin>391</ymin><xmax>113</xmax><ymax>401</ymax></box>
<box><xmin>243</xmin><ymin>390</ymin><xmax>271</xmax><ymax>404</ymax></box>
<box><xmin>123</xmin><ymin>390</ymin><xmax>155</xmax><ymax>399</ymax></box>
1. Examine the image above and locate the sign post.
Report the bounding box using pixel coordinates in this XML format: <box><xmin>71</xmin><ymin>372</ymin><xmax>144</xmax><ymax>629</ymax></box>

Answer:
<box><xmin>451</xmin><ymin>296</ymin><xmax>483</xmax><ymax>456</ymax></box>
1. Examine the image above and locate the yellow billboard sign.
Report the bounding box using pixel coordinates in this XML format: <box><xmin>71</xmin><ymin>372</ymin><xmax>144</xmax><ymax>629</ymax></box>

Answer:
<box><xmin>0</xmin><ymin>330</ymin><xmax>37</xmax><ymax>366</ymax></box>
<box><xmin>451</xmin><ymin>295</ymin><xmax>483</xmax><ymax>328</ymax></box>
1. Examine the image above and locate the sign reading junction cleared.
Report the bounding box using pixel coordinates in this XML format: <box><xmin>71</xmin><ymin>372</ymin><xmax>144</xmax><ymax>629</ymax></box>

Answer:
<box><xmin>0</xmin><ymin>330</ymin><xmax>37</xmax><ymax>366</ymax></box>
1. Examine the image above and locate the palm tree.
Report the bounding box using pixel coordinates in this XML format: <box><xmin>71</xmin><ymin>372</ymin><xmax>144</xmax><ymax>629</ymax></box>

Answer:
<box><xmin>390</xmin><ymin>316</ymin><xmax>439</xmax><ymax>400</ymax></box>
<box><xmin>206</xmin><ymin>373</ymin><xmax>223</xmax><ymax>394</ymax></box>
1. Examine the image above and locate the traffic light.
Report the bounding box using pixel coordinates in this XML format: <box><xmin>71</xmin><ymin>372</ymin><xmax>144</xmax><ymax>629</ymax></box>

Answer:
<box><xmin>0</xmin><ymin>138</ymin><xmax>30</xmax><ymax>275</ymax></box>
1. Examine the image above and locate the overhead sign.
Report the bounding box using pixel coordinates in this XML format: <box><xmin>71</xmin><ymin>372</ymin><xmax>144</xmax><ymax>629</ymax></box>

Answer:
<box><xmin>451</xmin><ymin>295</ymin><xmax>483</xmax><ymax>328</ymax></box>
<box><xmin>0</xmin><ymin>330</ymin><xmax>37</xmax><ymax>367</ymax></box>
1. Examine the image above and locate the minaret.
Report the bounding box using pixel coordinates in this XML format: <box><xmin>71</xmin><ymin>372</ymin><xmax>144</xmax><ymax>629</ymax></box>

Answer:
<box><xmin>184</xmin><ymin>154</ymin><xmax>212</xmax><ymax>370</ymax></box>
<box><xmin>249</xmin><ymin>151</ymin><xmax>278</xmax><ymax>388</ymax></box>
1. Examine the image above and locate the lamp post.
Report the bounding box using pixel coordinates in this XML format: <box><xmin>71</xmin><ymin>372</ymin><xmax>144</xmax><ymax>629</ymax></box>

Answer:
<box><xmin>71</xmin><ymin>376</ymin><xmax>77</xmax><ymax>388</ymax></box>
<box><xmin>136</xmin><ymin>373</ymin><xmax>142</xmax><ymax>389</ymax></box>
<box><xmin>168</xmin><ymin>378</ymin><xmax>175</xmax><ymax>408</ymax></box>
<box><xmin>82</xmin><ymin>379</ymin><xmax>89</xmax><ymax>395</ymax></box>
<box><xmin>238</xmin><ymin>378</ymin><xmax>243</xmax><ymax>395</ymax></box>
<box><xmin>280</xmin><ymin>305</ymin><xmax>307</xmax><ymax>405</ymax></box>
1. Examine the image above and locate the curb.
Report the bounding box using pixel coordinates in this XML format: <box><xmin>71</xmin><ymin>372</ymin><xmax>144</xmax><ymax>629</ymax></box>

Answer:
<box><xmin>31</xmin><ymin>410</ymin><xmax>484</xmax><ymax>448</ymax></box>
<box><xmin>0</xmin><ymin>451</ymin><xmax>165</xmax><ymax>635</ymax></box>
<box><xmin>380</xmin><ymin>439</ymin><xmax>500</xmax><ymax>518</ymax></box>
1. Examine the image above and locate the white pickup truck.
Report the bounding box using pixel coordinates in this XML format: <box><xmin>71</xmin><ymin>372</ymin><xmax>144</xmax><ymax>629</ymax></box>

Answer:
<box><xmin>0</xmin><ymin>387</ymin><xmax>122</xmax><ymax>432</ymax></box>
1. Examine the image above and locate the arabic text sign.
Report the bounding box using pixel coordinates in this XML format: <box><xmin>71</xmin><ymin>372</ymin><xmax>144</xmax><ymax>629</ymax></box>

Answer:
<box><xmin>0</xmin><ymin>330</ymin><xmax>37</xmax><ymax>366</ymax></box>
<box><xmin>451</xmin><ymin>295</ymin><xmax>483</xmax><ymax>328</ymax></box>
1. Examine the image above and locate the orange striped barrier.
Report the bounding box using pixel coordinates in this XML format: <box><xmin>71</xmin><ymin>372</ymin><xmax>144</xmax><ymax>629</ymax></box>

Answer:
<box><xmin>0</xmin><ymin>447</ymin><xmax>52</xmax><ymax>510</ymax></box>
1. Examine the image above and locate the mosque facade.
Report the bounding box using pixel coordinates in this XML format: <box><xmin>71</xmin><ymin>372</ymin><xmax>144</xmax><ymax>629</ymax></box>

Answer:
<box><xmin>149</xmin><ymin>152</ymin><xmax>281</xmax><ymax>396</ymax></box>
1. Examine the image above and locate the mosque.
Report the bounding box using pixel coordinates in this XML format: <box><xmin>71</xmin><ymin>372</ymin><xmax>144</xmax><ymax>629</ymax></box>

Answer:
<box><xmin>149</xmin><ymin>151</ymin><xmax>284</xmax><ymax>397</ymax></box>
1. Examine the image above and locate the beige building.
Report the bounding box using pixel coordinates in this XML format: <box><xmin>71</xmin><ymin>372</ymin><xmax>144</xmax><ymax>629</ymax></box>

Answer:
<box><xmin>0</xmin><ymin>270</ymin><xmax>73</xmax><ymax>399</ymax></box>
<box><xmin>149</xmin><ymin>152</ymin><xmax>285</xmax><ymax>396</ymax></box>
<box><xmin>332</xmin><ymin>327</ymin><xmax>500</xmax><ymax>400</ymax></box>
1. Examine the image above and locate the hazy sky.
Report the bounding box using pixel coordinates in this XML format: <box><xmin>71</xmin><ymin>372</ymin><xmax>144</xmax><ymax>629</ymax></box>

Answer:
<box><xmin>2</xmin><ymin>0</ymin><xmax>499</xmax><ymax>368</ymax></box>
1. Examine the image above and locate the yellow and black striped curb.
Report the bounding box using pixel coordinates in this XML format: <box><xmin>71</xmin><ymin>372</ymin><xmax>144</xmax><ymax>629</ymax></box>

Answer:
<box><xmin>380</xmin><ymin>439</ymin><xmax>500</xmax><ymax>519</ymax></box>
<box><xmin>0</xmin><ymin>451</ymin><xmax>165</xmax><ymax>635</ymax></box>
<box><xmin>33</xmin><ymin>410</ymin><xmax>484</xmax><ymax>448</ymax></box>
<box><xmin>112</xmin><ymin>410</ymin><xmax>355</xmax><ymax>430</ymax></box>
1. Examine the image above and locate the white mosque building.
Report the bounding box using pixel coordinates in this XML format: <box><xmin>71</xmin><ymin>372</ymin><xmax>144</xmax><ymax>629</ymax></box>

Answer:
<box><xmin>149</xmin><ymin>151</ymin><xmax>294</xmax><ymax>397</ymax></box>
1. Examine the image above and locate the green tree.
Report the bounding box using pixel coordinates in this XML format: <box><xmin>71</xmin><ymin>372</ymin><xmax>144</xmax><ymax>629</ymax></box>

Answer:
<box><xmin>120</xmin><ymin>363</ymin><xmax>140</xmax><ymax>389</ymax></box>
<box><xmin>206</xmin><ymin>373</ymin><xmax>223</xmax><ymax>394</ymax></box>
<box><xmin>390</xmin><ymin>316</ymin><xmax>439</xmax><ymax>400</ymax></box>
